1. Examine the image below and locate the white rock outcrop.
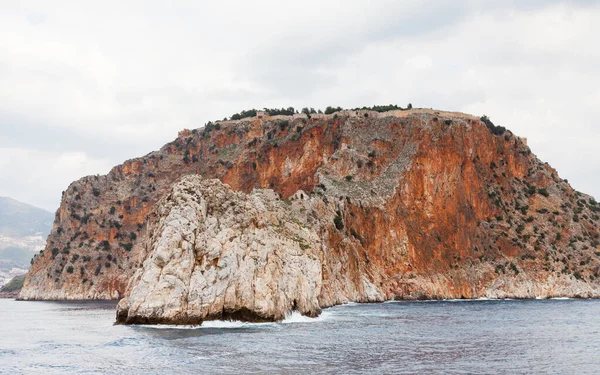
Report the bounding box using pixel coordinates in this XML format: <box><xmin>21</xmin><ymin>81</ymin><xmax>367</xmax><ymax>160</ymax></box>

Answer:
<box><xmin>117</xmin><ymin>175</ymin><xmax>326</xmax><ymax>324</ymax></box>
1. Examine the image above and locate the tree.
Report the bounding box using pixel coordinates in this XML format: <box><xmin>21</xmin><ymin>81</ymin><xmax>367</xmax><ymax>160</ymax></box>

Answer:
<box><xmin>325</xmin><ymin>106</ymin><xmax>343</xmax><ymax>114</ymax></box>
<box><xmin>480</xmin><ymin>115</ymin><xmax>507</xmax><ymax>135</ymax></box>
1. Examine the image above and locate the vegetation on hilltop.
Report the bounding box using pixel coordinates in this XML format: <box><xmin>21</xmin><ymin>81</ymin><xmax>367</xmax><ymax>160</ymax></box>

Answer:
<box><xmin>480</xmin><ymin>115</ymin><xmax>507</xmax><ymax>135</ymax></box>
<box><xmin>227</xmin><ymin>103</ymin><xmax>415</xmax><ymax>120</ymax></box>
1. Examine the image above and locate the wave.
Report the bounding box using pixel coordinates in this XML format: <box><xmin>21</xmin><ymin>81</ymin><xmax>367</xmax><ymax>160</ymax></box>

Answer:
<box><xmin>134</xmin><ymin>310</ymin><xmax>329</xmax><ymax>330</ymax></box>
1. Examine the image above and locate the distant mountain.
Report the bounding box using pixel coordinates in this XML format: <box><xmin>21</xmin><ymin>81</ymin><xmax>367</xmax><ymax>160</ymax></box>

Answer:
<box><xmin>0</xmin><ymin>197</ymin><xmax>53</xmax><ymax>287</ymax></box>
<box><xmin>0</xmin><ymin>197</ymin><xmax>53</xmax><ymax>237</ymax></box>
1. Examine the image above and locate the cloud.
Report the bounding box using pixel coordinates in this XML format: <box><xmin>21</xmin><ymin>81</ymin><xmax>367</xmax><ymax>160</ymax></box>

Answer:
<box><xmin>0</xmin><ymin>0</ymin><xmax>599</xmax><ymax>211</ymax></box>
<box><xmin>0</xmin><ymin>147</ymin><xmax>112</xmax><ymax>211</ymax></box>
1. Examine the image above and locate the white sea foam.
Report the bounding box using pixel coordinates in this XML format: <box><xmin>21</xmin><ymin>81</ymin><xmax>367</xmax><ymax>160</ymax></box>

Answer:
<box><xmin>281</xmin><ymin>310</ymin><xmax>329</xmax><ymax>324</ymax></box>
<box><xmin>136</xmin><ymin>310</ymin><xmax>329</xmax><ymax>329</ymax></box>
<box><xmin>200</xmin><ymin>320</ymin><xmax>273</xmax><ymax>328</ymax></box>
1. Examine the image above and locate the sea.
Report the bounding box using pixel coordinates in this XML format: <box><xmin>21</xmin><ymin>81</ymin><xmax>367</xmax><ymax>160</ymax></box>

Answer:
<box><xmin>0</xmin><ymin>298</ymin><xmax>599</xmax><ymax>374</ymax></box>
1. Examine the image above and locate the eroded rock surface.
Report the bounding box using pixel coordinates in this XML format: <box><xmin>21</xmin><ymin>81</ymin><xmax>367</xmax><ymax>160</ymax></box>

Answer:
<box><xmin>117</xmin><ymin>176</ymin><xmax>325</xmax><ymax>323</ymax></box>
<box><xmin>21</xmin><ymin>109</ymin><xmax>600</xmax><ymax>309</ymax></box>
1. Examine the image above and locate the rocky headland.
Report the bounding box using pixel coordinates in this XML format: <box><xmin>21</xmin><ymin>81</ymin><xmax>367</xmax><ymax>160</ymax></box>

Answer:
<box><xmin>18</xmin><ymin>108</ymin><xmax>600</xmax><ymax>324</ymax></box>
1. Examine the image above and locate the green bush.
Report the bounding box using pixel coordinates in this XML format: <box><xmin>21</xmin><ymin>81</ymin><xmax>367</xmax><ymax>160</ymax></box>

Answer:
<box><xmin>230</xmin><ymin>109</ymin><xmax>257</xmax><ymax>120</ymax></box>
<box><xmin>120</xmin><ymin>243</ymin><xmax>133</xmax><ymax>251</ymax></box>
<box><xmin>480</xmin><ymin>115</ymin><xmax>507</xmax><ymax>135</ymax></box>
<box><xmin>351</xmin><ymin>104</ymin><xmax>412</xmax><ymax>112</ymax></box>
<box><xmin>538</xmin><ymin>188</ymin><xmax>550</xmax><ymax>197</ymax></box>
<box><xmin>66</xmin><ymin>266</ymin><xmax>74</xmax><ymax>274</ymax></box>
<box><xmin>325</xmin><ymin>106</ymin><xmax>343</xmax><ymax>115</ymax></box>
<box><xmin>333</xmin><ymin>215</ymin><xmax>344</xmax><ymax>230</ymax></box>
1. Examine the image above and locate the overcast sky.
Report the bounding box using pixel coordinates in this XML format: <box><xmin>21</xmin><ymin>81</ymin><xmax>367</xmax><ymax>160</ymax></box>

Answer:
<box><xmin>1</xmin><ymin>1</ymin><xmax>599</xmax><ymax>212</ymax></box>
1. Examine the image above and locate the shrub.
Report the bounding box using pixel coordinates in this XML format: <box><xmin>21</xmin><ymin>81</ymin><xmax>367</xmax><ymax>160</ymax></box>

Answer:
<box><xmin>120</xmin><ymin>243</ymin><xmax>133</xmax><ymax>251</ymax></box>
<box><xmin>538</xmin><ymin>188</ymin><xmax>550</xmax><ymax>197</ymax></box>
<box><xmin>325</xmin><ymin>106</ymin><xmax>343</xmax><ymax>115</ymax></box>
<box><xmin>345</xmin><ymin>175</ymin><xmax>353</xmax><ymax>181</ymax></box>
<box><xmin>66</xmin><ymin>266</ymin><xmax>74</xmax><ymax>274</ymax></box>
<box><xmin>480</xmin><ymin>115</ymin><xmax>507</xmax><ymax>135</ymax></box>
<box><xmin>333</xmin><ymin>215</ymin><xmax>344</xmax><ymax>230</ymax></box>
<box><xmin>230</xmin><ymin>109</ymin><xmax>257</xmax><ymax>120</ymax></box>
<box><xmin>509</xmin><ymin>263</ymin><xmax>520</xmax><ymax>274</ymax></box>
<box><xmin>51</xmin><ymin>248</ymin><xmax>59</xmax><ymax>258</ymax></box>
<box><xmin>81</xmin><ymin>214</ymin><xmax>91</xmax><ymax>224</ymax></box>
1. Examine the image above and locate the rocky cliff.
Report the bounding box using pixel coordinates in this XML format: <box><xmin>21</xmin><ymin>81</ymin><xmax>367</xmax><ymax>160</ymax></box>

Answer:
<box><xmin>20</xmin><ymin>109</ymin><xmax>600</xmax><ymax>319</ymax></box>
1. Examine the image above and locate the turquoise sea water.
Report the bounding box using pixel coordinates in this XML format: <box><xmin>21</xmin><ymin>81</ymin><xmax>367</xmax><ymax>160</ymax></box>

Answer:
<box><xmin>1</xmin><ymin>298</ymin><xmax>599</xmax><ymax>374</ymax></box>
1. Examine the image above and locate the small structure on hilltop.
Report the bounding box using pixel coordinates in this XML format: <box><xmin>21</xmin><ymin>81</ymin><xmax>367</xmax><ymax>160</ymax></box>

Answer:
<box><xmin>256</xmin><ymin>110</ymin><xmax>269</xmax><ymax>119</ymax></box>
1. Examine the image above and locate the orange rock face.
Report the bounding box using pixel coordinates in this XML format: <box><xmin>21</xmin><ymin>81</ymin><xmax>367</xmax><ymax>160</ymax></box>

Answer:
<box><xmin>20</xmin><ymin>109</ymin><xmax>600</xmax><ymax>301</ymax></box>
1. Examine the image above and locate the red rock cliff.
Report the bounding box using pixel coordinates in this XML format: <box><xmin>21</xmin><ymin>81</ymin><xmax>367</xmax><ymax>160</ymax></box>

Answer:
<box><xmin>20</xmin><ymin>109</ymin><xmax>600</xmax><ymax>301</ymax></box>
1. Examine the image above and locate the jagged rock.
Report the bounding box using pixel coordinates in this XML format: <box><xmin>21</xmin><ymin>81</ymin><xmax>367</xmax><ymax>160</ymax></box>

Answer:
<box><xmin>117</xmin><ymin>176</ymin><xmax>324</xmax><ymax>323</ymax></box>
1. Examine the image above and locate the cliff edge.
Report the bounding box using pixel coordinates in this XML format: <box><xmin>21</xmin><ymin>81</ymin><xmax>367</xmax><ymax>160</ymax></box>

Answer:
<box><xmin>20</xmin><ymin>109</ymin><xmax>600</xmax><ymax>317</ymax></box>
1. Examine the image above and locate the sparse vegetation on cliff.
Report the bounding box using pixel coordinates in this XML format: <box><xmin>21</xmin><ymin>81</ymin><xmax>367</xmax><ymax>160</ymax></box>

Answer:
<box><xmin>21</xmin><ymin>108</ymin><xmax>600</xmax><ymax>304</ymax></box>
<box><xmin>480</xmin><ymin>115</ymin><xmax>507</xmax><ymax>135</ymax></box>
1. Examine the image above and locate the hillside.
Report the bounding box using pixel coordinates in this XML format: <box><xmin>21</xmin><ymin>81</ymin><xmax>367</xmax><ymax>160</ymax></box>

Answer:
<box><xmin>0</xmin><ymin>197</ymin><xmax>53</xmax><ymax>237</ymax></box>
<box><xmin>0</xmin><ymin>197</ymin><xmax>52</xmax><ymax>287</ymax></box>
<box><xmin>19</xmin><ymin>109</ymin><xmax>600</xmax><ymax>314</ymax></box>
<box><xmin>0</xmin><ymin>273</ymin><xmax>26</xmax><ymax>298</ymax></box>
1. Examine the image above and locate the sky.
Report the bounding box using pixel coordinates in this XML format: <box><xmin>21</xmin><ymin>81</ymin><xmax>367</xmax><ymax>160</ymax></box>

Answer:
<box><xmin>0</xmin><ymin>0</ymin><xmax>599</xmax><ymax>212</ymax></box>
